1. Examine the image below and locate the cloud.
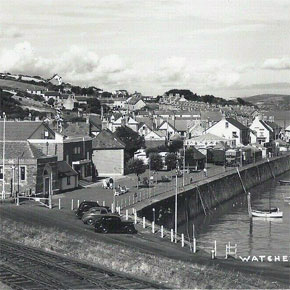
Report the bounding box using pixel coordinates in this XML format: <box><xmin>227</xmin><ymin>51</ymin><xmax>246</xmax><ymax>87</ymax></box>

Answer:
<box><xmin>262</xmin><ymin>57</ymin><xmax>290</xmax><ymax>70</ymax></box>
<box><xmin>0</xmin><ymin>42</ymin><xmax>138</xmax><ymax>88</ymax></box>
<box><xmin>242</xmin><ymin>82</ymin><xmax>290</xmax><ymax>90</ymax></box>
<box><xmin>156</xmin><ymin>58</ymin><xmax>242</xmax><ymax>91</ymax></box>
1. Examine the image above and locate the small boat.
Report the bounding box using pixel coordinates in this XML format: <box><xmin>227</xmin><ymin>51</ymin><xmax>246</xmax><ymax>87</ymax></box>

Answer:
<box><xmin>279</xmin><ymin>180</ymin><xmax>290</xmax><ymax>186</ymax></box>
<box><xmin>247</xmin><ymin>192</ymin><xmax>283</xmax><ymax>218</ymax></box>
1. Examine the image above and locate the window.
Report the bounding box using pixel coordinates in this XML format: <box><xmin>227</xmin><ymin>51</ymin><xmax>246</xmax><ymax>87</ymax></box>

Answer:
<box><xmin>73</xmin><ymin>147</ymin><xmax>81</xmax><ymax>154</ymax></box>
<box><xmin>225</xmin><ymin>122</ymin><xmax>229</xmax><ymax>128</ymax></box>
<box><xmin>0</xmin><ymin>166</ymin><xmax>3</xmax><ymax>180</ymax></box>
<box><xmin>232</xmin><ymin>131</ymin><xmax>238</xmax><ymax>138</ymax></box>
<box><xmin>67</xmin><ymin>176</ymin><xmax>71</xmax><ymax>185</ymax></box>
<box><xmin>44</xmin><ymin>130</ymin><xmax>49</xmax><ymax>139</ymax></box>
<box><xmin>20</xmin><ymin>166</ymin><xmax>26</xmax><ymax>181</ymax></box>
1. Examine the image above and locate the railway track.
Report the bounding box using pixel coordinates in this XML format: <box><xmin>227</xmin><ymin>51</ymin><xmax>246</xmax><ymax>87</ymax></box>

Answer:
<box><xmin>0</xmin><ymin>239</ymin><xmax>166</xmax><ymax>289</ymax></box>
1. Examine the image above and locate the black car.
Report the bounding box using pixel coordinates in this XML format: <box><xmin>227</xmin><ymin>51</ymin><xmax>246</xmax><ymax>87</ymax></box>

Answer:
<box><xmin>94</xmin><ymin>215</ymin><xmax>137</xmax><ymax>234</ymax></box>
<box><xmin>76</xmin><ymin>201</ymin><xmax>110</xmax><ymax>219</ymax></box>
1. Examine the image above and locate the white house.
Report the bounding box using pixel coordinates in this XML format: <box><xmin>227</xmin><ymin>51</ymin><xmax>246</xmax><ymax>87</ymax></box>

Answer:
<box><xmin>206</xmin><ymin>117</ymin><xmax>250</xmax><ymax>146</ymax></box>
<box><xmin>138</xmin><ymin>122</ymin><xmax>153</xmax><ymax>137</ymax></box>
<box><xmin>144</xmin><ymin>130</ymin><xmax>167</xmax><ymax>141</ymax></box>
<box><xmin>185</xmin><ymin>133</ymin><xmax>233</xmax><ymax>148</ymax></box>
<box><xmin>250</xmin><ymin>116</ymin><xmax>281</xmax><ymax>144</ymax></box>
<box><xmin>125</xmin><ymin>96</ymin><xmax>146</xmax><ymax>111</ymax></box>
<box><xmin>109</xmin><ymin>116</ymin><xmax>139</xmax><ymax>133</ymax></box>
<box><xmin>158</xmin><ymin>121</ymin><xmax>177</xmax><ymax>138</ymax></box>
<box><xmin>285</xmin><ymin>125</ymin><xmax>290</xmax><ymax>142</ymax></box>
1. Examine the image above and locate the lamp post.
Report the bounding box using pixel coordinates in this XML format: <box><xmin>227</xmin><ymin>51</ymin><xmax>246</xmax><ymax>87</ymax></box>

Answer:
<box><xmin>152</xmin><ymin>208</ymin><xmax>155</xmax><ymax>223</ymax></box>
<box><xmin>11</xmin><ymin>165</ymin><xmax>15</xmax><ymax>197</ymax></box>
<box><xmin>2</xmin><ymin>112</ymin><xmax>6</xmax><ymax>199</ymax></box>
<box><xmin>175</xmin><ymin>167</ymin><xmax>178</xmax><ymax>243</ymax></box>
<box><xmin>148</xmin><ymin>155</ymin><xmax>151</xmax><ymax>198</ymax></box>
<box><xmin>183</xmin><ymin>144</ymin><xmax>185</xmax><ymax>187</ymax></box>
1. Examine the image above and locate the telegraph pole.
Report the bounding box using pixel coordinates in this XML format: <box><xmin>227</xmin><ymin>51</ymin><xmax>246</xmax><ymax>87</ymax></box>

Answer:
<box><xmin>2</xmin><ymin>112</ymin><xmax>6</xmax><ymax>199</ymax></box>
<box><xmin>175</xmin><ymin>169</ymin><xmax>178</xmax><ymax>243</ymax></box>
<box><xmin>183</xmin><ymin>144</ymin><xmax>185</xmax><ymax>187</ymax></box>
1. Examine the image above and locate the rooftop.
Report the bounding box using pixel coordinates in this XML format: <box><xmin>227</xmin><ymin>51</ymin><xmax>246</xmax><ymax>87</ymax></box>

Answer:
<box><xmin>92</xmin><ymin>129</ymin><xmax>125</xmax><ymax>149</ymax></box>
<box><xmin>57</xmin><ymin>161</ymin><xmax>78</xmax><ymax>177</ymax></box>
<box><xmin>226</xmin><ymin>118</ymin><xmax>249</xmax><ymax>130</ymax></box>
<box><xmin>0</xmin><ymin>121</ymin><xmax>43</xmax><ymax>141</ymax></box>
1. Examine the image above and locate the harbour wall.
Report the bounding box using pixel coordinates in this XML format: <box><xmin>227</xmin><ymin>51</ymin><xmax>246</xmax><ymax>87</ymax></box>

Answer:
<box><xmin>138</xmin><ymin>154</ymin><xmax>290</xmax><ymax>228</ymax></box>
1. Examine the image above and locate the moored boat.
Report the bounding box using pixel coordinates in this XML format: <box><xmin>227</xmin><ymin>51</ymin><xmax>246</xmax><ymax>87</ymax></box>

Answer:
<box><xmin>247</xmin><ymin>192</ymin><xmax>283</xmax><ymax>218</ymax></box>
<box><xmin>251</xmin><ymin>209</ymin><xmax>283</xmax><ymax>218</ymax></box>
<box><xmin>279</xmin><ymin>180</ymin><xmax>290</xmax><ymax>186</ymax></box>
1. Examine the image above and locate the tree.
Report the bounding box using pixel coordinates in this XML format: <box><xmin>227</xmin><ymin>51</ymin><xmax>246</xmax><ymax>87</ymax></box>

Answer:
<box><xmin>184</xmin><ymin>148</ymin><xmax>196</xmax><ymax>167</ymax></box>
<box><xmin>125</xmin><ymin>158</ymin><xmax>146</xmax><ymax>188</ymax></box>
<box><xmin>165</xmin><ymin>153</ymin><xmax>177</xmax><ymax>171</ymax></box>
<box><xmin>169</xmin><ymin>140</ymin><xmax>183</xmax><ymax>152</ymax></box>
<box><xmin>149</xmin><ymin>153</ymin><xmax>163</xmax><ymax>171</ymax></box>
<box><xmin>47</xmin><ymin>98</ymin><xmax>55</xmax><ymax>106</ymax></box>
<box><xmin>145</xmin><ymin>147</ymin><xmax>159</xmax><ymax>157</ymax></box>
<box><xmin>115</xmin><ymin>126</ymin><xmax>145</xmax><ymax>162</ymax></box>
<box><xmin>87</xmin><ymin>98</ymin><xmax>101</xmax><ymax>113</ymax></box>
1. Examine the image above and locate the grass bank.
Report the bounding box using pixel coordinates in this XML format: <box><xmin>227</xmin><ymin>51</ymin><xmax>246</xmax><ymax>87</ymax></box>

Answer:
<box><xmin>0</xmin><ymin>217</ymin><xmax>284</xmax><ymax>289</ymax></box>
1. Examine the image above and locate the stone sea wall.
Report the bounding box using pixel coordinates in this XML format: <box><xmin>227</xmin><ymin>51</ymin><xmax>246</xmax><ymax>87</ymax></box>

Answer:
<box><xmin>138</xmin><ymin>154</ymin><xmax>290</xmax><ymax>227</ymax></box>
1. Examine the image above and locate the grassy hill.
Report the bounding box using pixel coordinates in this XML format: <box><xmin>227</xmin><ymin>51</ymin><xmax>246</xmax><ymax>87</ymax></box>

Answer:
<box><xmin>244</xmin><ymin>94</ymin><xmax>290</xmax><ymax>103</ymax></box>
<box><xmin>244</xmin><ymin>94</ymin><xmax>290</xmax><ymax>110</ymax></box>
<box><xmin>0</xmin><ymin>79</ymin><xmax>47</xmax><ymax>92</ymax></box>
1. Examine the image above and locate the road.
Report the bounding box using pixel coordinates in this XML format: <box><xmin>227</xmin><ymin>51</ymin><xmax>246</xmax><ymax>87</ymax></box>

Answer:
<box><xmin>52</xmin><ymin>164</ymin><xmax>231</xmax><ymax>212</ymax></box>
<box><xmin>0</xmin><ymin>202</ymin><xmax>289</xmax><ymax>287</ymax></box>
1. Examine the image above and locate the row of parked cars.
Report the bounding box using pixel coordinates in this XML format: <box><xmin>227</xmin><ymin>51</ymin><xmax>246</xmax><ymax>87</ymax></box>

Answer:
<box><xmin>75</xmin><ymin>201</ymin><xmax>137</xmax><ymax>234</ymax></box>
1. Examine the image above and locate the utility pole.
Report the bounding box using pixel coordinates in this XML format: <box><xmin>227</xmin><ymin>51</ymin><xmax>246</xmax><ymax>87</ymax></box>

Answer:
<box><xmin>183</xmin><ymin>144</ymin><xmax>185</xmax><ymax>187</ymax></box>
<box><xmin>148</xmin><ymin>155</ymin><xmax>151</xmax><ymax>198</ymax></box>
<box><xmin>175</xmin><ymin>169</ymin><xmax>178</xmax><ymax>243</ymax></box>
<box><xmin>2</xmin><ymin>112</ymin><xmax>6</xmax><ymax>199</ymax></box>
<box><xmin>11</xmin><ymin>165</ymin><xmax>15</xmax><ymax>197</ymax></box>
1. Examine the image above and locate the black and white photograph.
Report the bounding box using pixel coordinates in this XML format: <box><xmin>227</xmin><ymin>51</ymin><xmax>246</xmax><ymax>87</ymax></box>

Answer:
<box><xmin>0</xmin><ymin>0</ymin><xmax>290</xmax><ymax>289</ymax></box>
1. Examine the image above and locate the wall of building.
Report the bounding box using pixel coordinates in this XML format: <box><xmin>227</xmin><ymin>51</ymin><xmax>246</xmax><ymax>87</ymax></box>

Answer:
<box><xmin>0</xmin><ymin>159</ymin><xmax>37</xmax><ymax>195</ymax></box>
<box><xmin>63</xmin><ymin>140</ymin><xmax>92</xmax><ymax>166</ymax></box>
<box><xmin>59</xmin><ymin>175</ymin><xmax>78</xmax><ymax>191</ymax></box>
<box><xmin>35</xmin><ymin>157</ymin><xmax>58</xmax><ymax>195</ymax></box>
<box><xmin>139</xmin><ymin>154</ymin><xmax>290</xmax><ymax>228</ymax></box>
<box><xmin>92</xmin><ymin>148</ymin><xmax>124</xmax><ymax>176</ymax></box>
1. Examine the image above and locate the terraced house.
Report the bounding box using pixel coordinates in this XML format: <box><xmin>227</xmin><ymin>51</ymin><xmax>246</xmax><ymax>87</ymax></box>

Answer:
<box><xmin>0</xmin><ymin>120</ymin><xmax>93</xmax><ymax>197</ymax></box>
<box><xmin>0</xmin><ymin>121</ymin><xmax>58</xmax><ymax>198</ymax></box>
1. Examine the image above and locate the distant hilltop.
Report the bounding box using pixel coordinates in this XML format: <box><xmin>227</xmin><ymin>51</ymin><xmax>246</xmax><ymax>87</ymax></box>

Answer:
<box><xmin>243</xmin><ymin>94</ymin><xmax>290</xmax><ymax>110</ymax></box>
<box><xmin>244</xmin><ymin>94</ymin><xmax>290</xmax><ymax>103</ymax></box>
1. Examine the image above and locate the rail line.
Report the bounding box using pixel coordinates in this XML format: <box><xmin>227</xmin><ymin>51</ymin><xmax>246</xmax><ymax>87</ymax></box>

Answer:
<box><xmin>0</xmin><ymin>239</ymin><xmax>166</xmax><ymax>289</ymax></box>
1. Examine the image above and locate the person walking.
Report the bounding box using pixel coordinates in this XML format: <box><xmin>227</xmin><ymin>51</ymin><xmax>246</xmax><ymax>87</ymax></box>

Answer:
<box><xmin>203</xmin><ymin>167</ymin><xmax>208</xmax><ymax>178</ymax></box>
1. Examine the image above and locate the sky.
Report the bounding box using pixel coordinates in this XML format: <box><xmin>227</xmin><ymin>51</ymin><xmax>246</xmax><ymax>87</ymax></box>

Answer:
<box><xmin>0</xmin><ymin>0</ymin><xmax>290</xmax><ymax>98</ymax></box>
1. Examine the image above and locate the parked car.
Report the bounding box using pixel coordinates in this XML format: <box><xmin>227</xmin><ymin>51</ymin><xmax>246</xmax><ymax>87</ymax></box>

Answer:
<box><xmin>94</xmin><ymin>215</ymin><xmax>137</xmax><ymax>234</ymax></box>
<box><xmin>161</xmin><ymin>175</ymin><xmax>171</xmax><ymax>182</ymax></box>
<box><xmin>76</xmin><ymin>201</ymin><xmax>110</xmax><ymax>219</ymax></box>
<box><xmin>82</xmin><ymin>207</ymin><xmax>112</xmax><ymax>225</ymax></box>
<box><xmin>114</xmin><ymin>186</ymin><xmax>129</xmax><ymax>196</ymax></box>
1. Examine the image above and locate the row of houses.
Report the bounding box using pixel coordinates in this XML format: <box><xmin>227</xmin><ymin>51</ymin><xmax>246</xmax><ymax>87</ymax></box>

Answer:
<box><xmin>0</xmin><ymin>120</ymin><xmax>125</xmax><ymax>198</ymax></box>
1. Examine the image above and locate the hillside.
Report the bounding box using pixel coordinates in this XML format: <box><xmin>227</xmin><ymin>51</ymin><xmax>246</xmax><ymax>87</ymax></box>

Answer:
<box><xmin>245</xmin><ymin>94</ymin><xmax>290</xmax><ymax>102</ymax></box>
<box><xmin>0</xmin><ymin>79</ymin><xmax>47</xmax><ymax>92</ymax></box>
<box><xmin>244</xmin><ymin>94</ymin><xmax>290</xmax><ymax>110</ymax></box>
<box><xmin>0</xmin><ymin>89</ymin><xmax>52</xmax><ymax>119</ymax></box>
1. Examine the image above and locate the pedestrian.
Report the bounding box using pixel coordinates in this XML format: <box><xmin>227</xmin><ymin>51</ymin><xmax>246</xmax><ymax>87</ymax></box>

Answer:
<box><xmin>203</xmin><ymin>167</ymin><xmax>207</xmax><ymax>177</ymax></box>
<box><xmin>190</xmin><ymin>177</ymin><xmax>193</xmax><ymax>183</ymax></box>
